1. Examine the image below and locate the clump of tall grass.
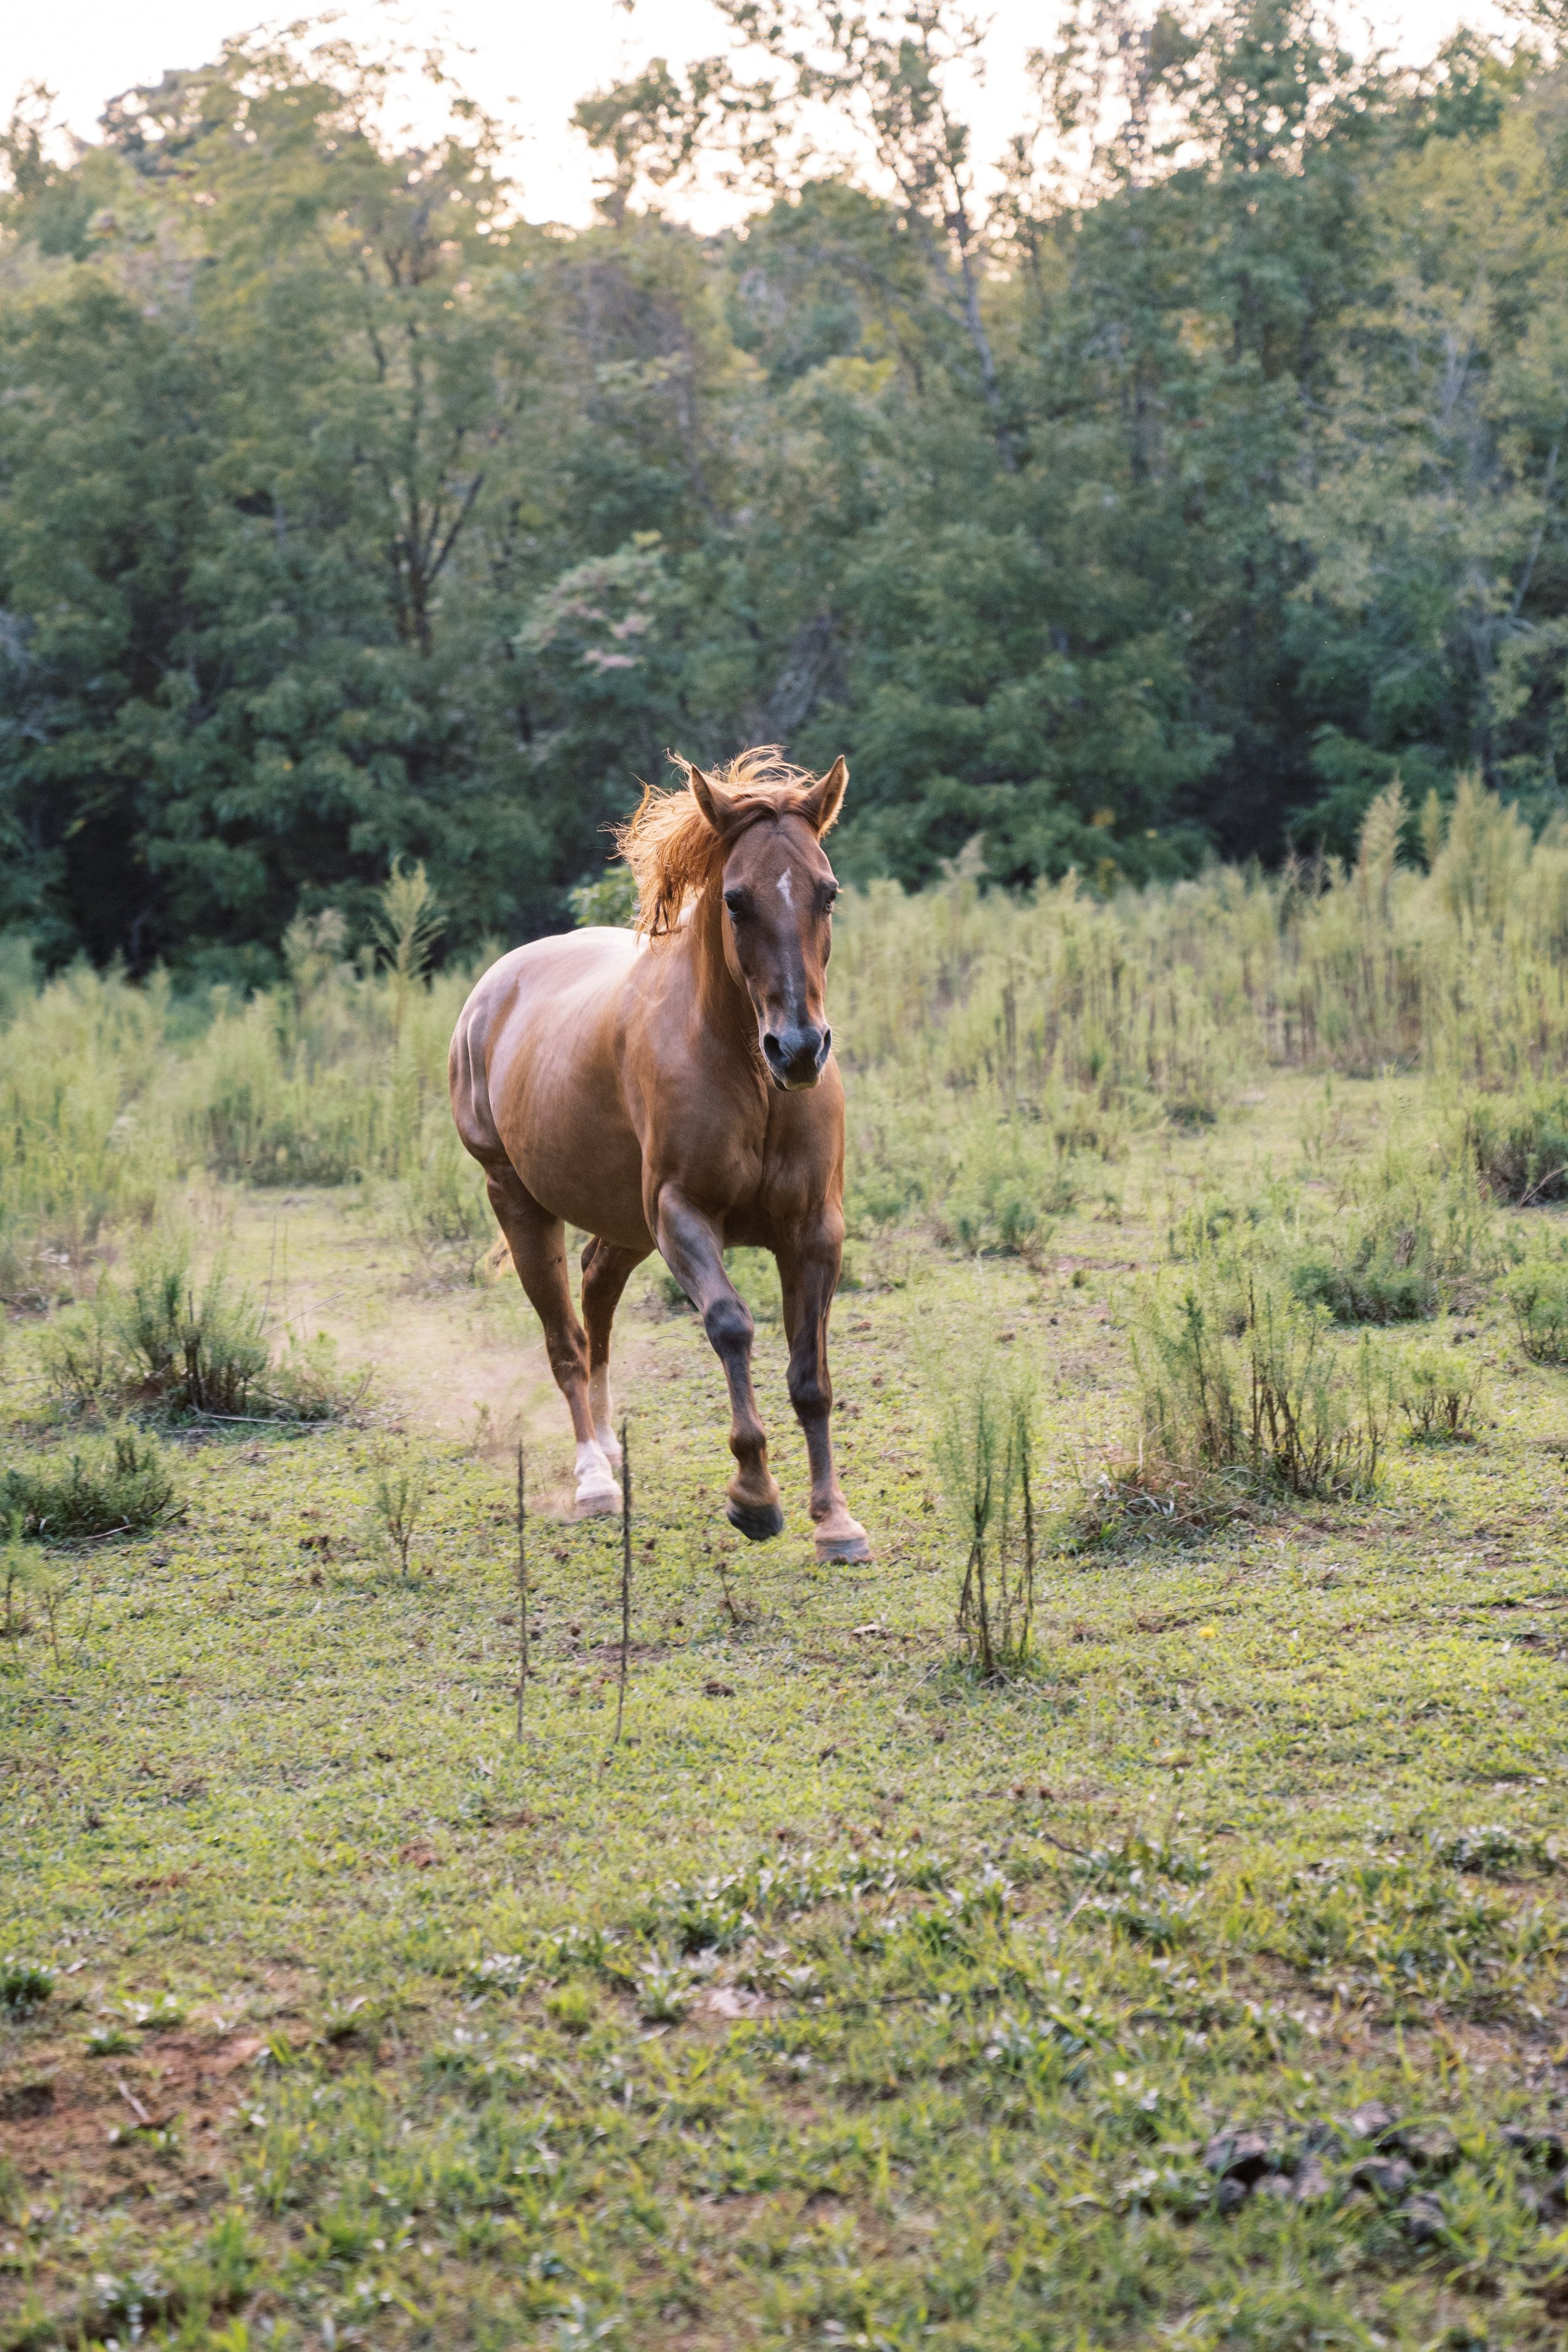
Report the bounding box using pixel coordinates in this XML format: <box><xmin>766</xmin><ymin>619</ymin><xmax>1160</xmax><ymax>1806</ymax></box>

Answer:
<box><xmin>1169</xmin><ymin>1147</ymin><xmax>1491</xmax><ymax>1328</ymax></box>
<box><xmin>1081</xmin><ymin>1270</ymin><xmax>1387</xmax><ymax>1542</ymax></box>
<box><xmin>16</xmin><ymin>779</ymin><xmax>1568</xmax><ymax>1303</ymax></box>
<box><xmin>0</xmin><ymin>967</ymin><xmax>173</xmax><ymax>1304</ymax></box>
<box><xmin>1389</xmin><ymin>1340</ymin><xmax>1485</xmax><ymax>1443</ymax></box>
<box><xmin>1</xmin><ymin>1426</ymin><xmax>179</xmax><ymax>1540</ymax></box>
<box><xmin>1503</xmin><ymin>1248</ymin><xmax>1568</xmax><ymax>1365</ymax></box>
<box><xmin>930</xmin><ymin>1327</ymin><xmax>1041</xmax><ymax>1676</ymax></box>
<box><xmin>1459</xmin><ymin>1087</ymin><xmax>1568</xmax><ymax>1206</ymax></box>
<box><xmin>41</xmin><ymin>1230</ymin><xmax>356</xmax><ymax>1422</ymax></box>
<box><xmin>834</xmin><ymin>778</ymin><xmax>1568</xmax><ymax>1128</ymax></box>
<box><xmin>1286</xmin><ymin>1149</ymin><xmax>1491</xmax><ymax>1325</ymax></box>
<box><xmin>935</xmin><ymin>1110</ymin><xmax>1074</xmax><ymax>1259</ymax></box>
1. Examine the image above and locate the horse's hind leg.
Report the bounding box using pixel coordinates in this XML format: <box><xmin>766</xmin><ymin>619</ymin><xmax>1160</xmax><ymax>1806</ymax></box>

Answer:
<box><xmin>485</xmin><ymin>1164</ymin><xmax>620</xmax><ymax>1516</ymax></box>
<box><xmin>580</xmin><ymin>1237</ymin><xmax>648</xmax><ymax>1470</ymax></box>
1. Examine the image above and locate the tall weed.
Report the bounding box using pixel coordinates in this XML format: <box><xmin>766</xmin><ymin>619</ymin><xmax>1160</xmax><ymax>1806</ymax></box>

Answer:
<box><xmin>1094</xmin><ymin>1270</ymin><xmax>1388</xmax><ymax>1532</ymax></box>
<box><xmin>1459</xmin><ymin>1087</ymin><xmax>1568</xmax><ymax>1205</ymax></box>
<box><xmin>12</xmin><ymin>783</ymin><xmax>1568</xmax><ymax>1296</ymax></box>
<box><xmin>1286</xmin><ymin>1150</ymin><xmax>1490</xmax><ymax>1325</ymax></box>
<box><xmin>42</xmin><ymin>1230</ymin><xmax>354</xmax><ymax>1422</ymax></box>
<box><xmin>930</xmin><ymin>1325</ymin><xmax>1041</xmax><ymax>1675</ymax></box>
<box><xmin>1390</xmin><ymin>1340</ymin><xmax>1485</xmax><ymax>1441</ymax></box>
<box><xmin>0</xmin><ymin>968</ymin><xmax>172</xmax><ymax>1302</ymax></box>
<box><xmin>1503</xmin><ymin>1247</ymin><xmax>1568</xmax><ymax>1365</ymax></box>
<box><xmin>1</xmin><ymin>1427</ymin><xmax>179</xmax><ymax>1540</ymax></box>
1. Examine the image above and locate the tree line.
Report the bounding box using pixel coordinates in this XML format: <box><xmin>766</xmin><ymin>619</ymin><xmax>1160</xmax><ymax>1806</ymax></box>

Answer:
<box><xmin>1</xmin><ymin>1</ymin><xmax>1565</xmax><ymax>980</ymax></box>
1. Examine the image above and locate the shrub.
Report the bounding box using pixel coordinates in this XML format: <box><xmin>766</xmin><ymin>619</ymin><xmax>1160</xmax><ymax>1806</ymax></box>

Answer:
<box><xmin>1391</xmin><ymin>1341</ymin><xmax>1485</xmax><ymax>1441</ymax></box>
<box><xmin>1290</xmin><ymin>1252</ymin><xmax>1436</xmax><ymax>1324</ymax></box>
<box><xmin>0</xmin><ymin>1958</ymin><xmax>53</xmax><ymax>2015</ymax></box>
<box><xmin>1114</xmin><ymin>1271</ymin><xmax>1386</xmax><ymax>1519</ymax></box>
<box><xmin>1461</xmin><ymin>1088</ymin><xmax>1568</xmax><ymax>1204</ymax></box>
<box><xmin>41</xmin><ymin>1231</ymin><xmax>356</xmax><ymax>1422</ymax></box>
<box><xmin>568</xmin><ymin>866</ymin><xmax>638</xmax><ymax>928</ymax></box>
<box><xmin>1</xmin><ymin>1517</ymin><xmax>41</xmax><ymax>1640</ymax></box>
<box><xmin>1505</xmin><ymin>1257</ymin><xmax>1568</xmax><ymax>1365</ymax></box>
<box><xmin>1</xmin><ymin>1426</ymin><xmax>179</xmax><ymax>1539</ymax></box>
<box><xmin>931</xmin><ymin>1330</ymin><xmax>1041</xmax><ymax>1676</ymax></box>
<box><xmin>1286</xmin><ymin>1153</ymin><xmax>1488</xmax><ymax>1325</ymax></box>
<box><xmin>110</xmin><ymin>1239</ymin><xmax>272</xmax><ymax>1414</ymax></box>
<box><xmin>936</xmin><ymin>1112</ymin><xmax>1074</xmax><ymax>1259</ymax></box>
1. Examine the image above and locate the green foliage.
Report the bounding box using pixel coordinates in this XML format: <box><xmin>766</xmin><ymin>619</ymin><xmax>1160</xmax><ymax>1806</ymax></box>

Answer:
<box><xmin>568</xmin><ymin>867</ymin><xmax>639</xmax><ymax>929</ymax></box>
<box><xmin>1126</xmin><ymin>1271</ymin><xmax>1387</xmax><ymax>1512</ymax></box>
<box><xmin>1503</xmin><ymin>1251</ymin><xmax>1568</xmax><ymax>1364</ymax></box>
<box><xmin>1</xmin><ymin>1520</ymin><xmax>40</xmax><ymax>1642</ymax></box>
<box><xmin>8</xmin><ymin>16</ymin><xmax>1568</xmax><ymax>969</ymax></box>
<box><xmin>1</xmin><ymin>1425</ymin><xmax>179</xmax><ymax>1539</ymax></box>
<box><xmin>931</xmin><ymin>1324</ymin><xmax>1041</xmax><ymax>1673</ymax></box>
<box><xmin>401</xmin><ymin>1121</ymin><xmax>501</xmax><ymax>1286</ymax></box>
<box><xmin>0</xmin><ymin>967</ymin><xmax>172</xmax><ymax>1303</ymax></box>
<box><xmin>1461</xmin><ymin>1086</ymin><xmax>1568</xmax><ymax>1205</ymax></box>
<box><xmin>107</xmin><ymin>1238</ymin><xmax>272</xmax><ymax>1417</ymax></box>
<box><xmin>40</xmin><ymin>1231</ymin><xmax>354</xmax><ymax>1421</ymax></box>
<box><xmin>543</xmin><ymin>1983</ymin><xmax>597</xmax><ymax>2035</ymax></box>
<box><xmin>372</xmin><ymin>863</ymin><xmax>446</xmax><ymax>993</ymax></box>
<box><xmin>366</xmin><ymin>1443</ymin><xmax>432</xmax><ymax>1575</ymax></box>
<box><xmin>0</xmin><ymin>1959</ymin><xmax>53</xmax><ymax>2016</ymax></box>
<box><xmin>1285</xmin><ymin>1152</ymin><xmax>1489</xmax><ymax>1325</ymax></box>
<box><xmin>1391</xmin><ymin>1340</ymin><xmax>1485</xmax><ymax>1441</ymax></box>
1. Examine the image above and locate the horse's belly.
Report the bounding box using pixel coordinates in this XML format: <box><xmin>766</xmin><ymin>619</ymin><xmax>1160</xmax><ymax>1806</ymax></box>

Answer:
<box><xmin>511</xmin><ymin>1073</ymin><xmax>650</xmax><ymax>1248</ymax></box>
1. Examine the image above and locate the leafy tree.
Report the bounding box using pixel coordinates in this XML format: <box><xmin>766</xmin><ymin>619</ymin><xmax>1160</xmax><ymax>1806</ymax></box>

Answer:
<box><xmin>5</xmin><ymin>9</ymin><xmax>1568</xmax><ymax>969</ymax></box>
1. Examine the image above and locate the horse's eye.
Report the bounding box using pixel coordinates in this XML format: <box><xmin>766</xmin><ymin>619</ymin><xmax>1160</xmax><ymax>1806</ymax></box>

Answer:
<box><xmin>723</xmin><ymin>891</ymin><xmax>750</xmax><ymax>919</ymax></box>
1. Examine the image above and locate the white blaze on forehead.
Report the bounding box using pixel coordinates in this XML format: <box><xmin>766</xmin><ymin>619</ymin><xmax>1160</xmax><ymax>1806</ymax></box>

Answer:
<box><xmin>776</xmin><ymin>866</ymin><xmax>793</xmax><ymax>904</ymax></box>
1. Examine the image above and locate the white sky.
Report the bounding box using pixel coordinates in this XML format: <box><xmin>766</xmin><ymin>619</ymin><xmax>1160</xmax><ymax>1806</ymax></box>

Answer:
<box><xmin>0</xmin><ymin>0</ymin><xmax>1519</xmax><ymax>229</ymax></box>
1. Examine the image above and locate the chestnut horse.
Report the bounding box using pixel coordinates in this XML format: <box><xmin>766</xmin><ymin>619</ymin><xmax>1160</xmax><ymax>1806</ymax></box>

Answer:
<box><xmin>448</xmin><ymin>748</ymin><xmax>870</xmax><ymax>1563</ymax></box>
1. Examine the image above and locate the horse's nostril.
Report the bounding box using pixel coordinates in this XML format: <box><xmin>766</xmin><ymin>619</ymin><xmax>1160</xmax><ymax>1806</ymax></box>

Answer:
<box><xmin>763</xmin><ymin>1032</ymin><xmax>783</xmax><ymax>1061</ymax></box>
<box><xmin>820</xmin><ymin>1028</ymin><xmax>832</xmax><ymax>1061</ymax></box>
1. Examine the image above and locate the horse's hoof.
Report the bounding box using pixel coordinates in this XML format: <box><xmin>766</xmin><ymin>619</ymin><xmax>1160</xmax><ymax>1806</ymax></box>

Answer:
<box><xmin>726</xmin><ymin>1498</ymin><xmax>785</xmax><ymax>1542</ymax></box>
<box><xmin>815</xmin><ymin>1528</ymin><xmax>872</xmax><ymax>1564</ymax></box>
<box><xmin>574</xmin><ymin>1481</ymin><xmax>621</xmax><ymax>1518</ymax></box>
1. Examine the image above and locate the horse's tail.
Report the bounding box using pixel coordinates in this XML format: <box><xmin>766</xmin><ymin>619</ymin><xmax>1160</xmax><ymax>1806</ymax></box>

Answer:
<box><xmin>448</xmin><ymin>975</ymin><xmax>507</xmax><ymax>1172</ymax></box>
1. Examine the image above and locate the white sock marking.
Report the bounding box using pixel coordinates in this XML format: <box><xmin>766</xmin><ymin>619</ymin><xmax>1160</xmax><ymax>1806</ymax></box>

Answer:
<box><xmin>575</xmin><ymin>1438</ymin><xmax>619</xmax><ymax>1505</ymax></box>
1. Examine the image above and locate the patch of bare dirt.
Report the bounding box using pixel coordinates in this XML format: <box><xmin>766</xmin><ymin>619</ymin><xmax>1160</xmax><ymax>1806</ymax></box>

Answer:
<box><xmin>0</xmin><ymin>2023</ymin><xmax>275</xmax><ymax>2201</ymax></box>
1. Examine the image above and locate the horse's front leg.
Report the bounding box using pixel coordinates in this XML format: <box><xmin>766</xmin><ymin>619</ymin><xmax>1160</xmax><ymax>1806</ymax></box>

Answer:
<box><xmin>656</xmin><ymin>1188</ymin><xmax>783</xmax><ymax>1540</ymax></box>
<box><xmin>776</xmin><ymin>1218</ymin><xmax>871</xmax><ymax>1565</ymax></box>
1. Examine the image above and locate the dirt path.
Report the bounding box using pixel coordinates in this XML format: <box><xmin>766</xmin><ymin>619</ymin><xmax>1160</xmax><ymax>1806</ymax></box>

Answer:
<box><xmin>216</xmin><ymin>1187</ymin><xmax>670</xmax><ymax>1508</ymax></box>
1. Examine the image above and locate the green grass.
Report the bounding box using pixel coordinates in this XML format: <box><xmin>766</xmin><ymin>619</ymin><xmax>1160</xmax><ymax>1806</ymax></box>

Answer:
<box><xmin>5</xmin><ymin>1076</ymin><xmax>1568</xmax><ymax>2347</ymax></box>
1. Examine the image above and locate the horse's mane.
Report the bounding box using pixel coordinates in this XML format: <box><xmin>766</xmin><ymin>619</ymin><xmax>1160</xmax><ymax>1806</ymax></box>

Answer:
<box><xmin>615</xmin><ymin>746</ymin><xmax>825</xmax><ymax>938</ymax></box>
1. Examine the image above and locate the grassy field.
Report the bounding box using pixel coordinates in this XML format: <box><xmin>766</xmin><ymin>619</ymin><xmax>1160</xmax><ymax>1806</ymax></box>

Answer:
<box><xmin>8</xmin><ymin>1053</ymin><xmax>1568</xmax><ymax>2351</ymax></box>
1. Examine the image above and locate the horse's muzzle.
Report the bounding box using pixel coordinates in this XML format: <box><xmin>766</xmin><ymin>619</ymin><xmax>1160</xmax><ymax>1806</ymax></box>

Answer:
<box><xmin>763</xmin><ymin>1024</ymin><xmax>831</xmax><ymax>1089</ymax></box>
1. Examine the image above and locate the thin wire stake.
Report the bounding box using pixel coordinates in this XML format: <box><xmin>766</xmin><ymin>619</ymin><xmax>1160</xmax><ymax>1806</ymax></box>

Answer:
<box><xmin>611</xmin><ymin>1417</ymin><xmax>632</xmax><ymax>1749</ymax></box>
<box><xmin>515</xmin><ymin>1443</ymin><xmax>528</xmax><ymax>1742</ymax></box>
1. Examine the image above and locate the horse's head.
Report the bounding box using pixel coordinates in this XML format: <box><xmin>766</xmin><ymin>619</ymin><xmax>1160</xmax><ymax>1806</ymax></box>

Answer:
<box><xmin>689</xmin><ymin>755</ymin><xmax>849</xmax><ymax>1090</ymax></box>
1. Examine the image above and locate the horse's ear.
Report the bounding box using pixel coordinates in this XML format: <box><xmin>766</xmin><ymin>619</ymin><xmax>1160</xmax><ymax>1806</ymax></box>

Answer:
<box><xmin>686</xmin><ymin>763</ymin><xmax>739</xmax><ymax>837</ymax></box>
<box><xmin>800</xmin><ymin>755</ymin><xmax>849</xmax><ymax>839</ymax></box>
